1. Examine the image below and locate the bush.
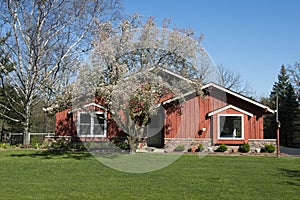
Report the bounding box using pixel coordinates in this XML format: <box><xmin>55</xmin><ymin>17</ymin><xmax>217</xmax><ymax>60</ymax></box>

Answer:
<box><xmin>261</xmin><ymin>144</ymin><xmax>275</xmax><ymax>153</ymax></box>
<box><xmin>215</xmin><ymin>144</ymin><xmax>227</xmax><ymax>152</ymax></box>
<box><xmin>30</xmin><ymin>136</ymin><xmax>41</xmax><ymax>149</ymax></box>
<box><xmin>238</xmin><ymin>143</ymin><xmax>250</xmax><ymax>153</ymax></box>
<box><xmin>0</xmin><ymin>143</ymin><xmax>11</xmax><ymax>149</ymax></box>
<box><xmin>69</xmin><ymin>142</ymin><xmax>86</xmax><ymax>150</ymax></box>
<box><xmin>196</xmin><ymin>143</ymin><xmax>204</xmax><ymax>152</ymax></box>
<box><xmin>51</xmin><ymin>139</ymin><xmax>69</xmax><ymax>150</ymax></box>
<box><xmin>174</xmin><ymin>145</ymin><xmax>185</xmax><ymax>152</ymax></box>
<box><xmin>110</xmin><ymin>137</ymin><xmax>130</xmax><ymax>151</ymax></box>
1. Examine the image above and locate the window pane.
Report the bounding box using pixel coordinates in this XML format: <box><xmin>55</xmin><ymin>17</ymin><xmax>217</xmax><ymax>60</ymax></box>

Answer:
<box><xmin>79</xmin><ymin>125</ymin><xmax>91</xmax><ymax>135</ymax></box>
<box><xmin>80</xmin><ymin>113</ymin><xmax>91</xmax><ymax>123</ymax></box>
<box><xmin>78</xmin><ymin>113</ymin><xmax>106</xmax><ymax>136</ymax></box>
<box><xmin>79</xmin><ymin>113</ymin><xmax>91</xmax><ymax>135</ymax></box>
<box><xmin>219</xmin><ymin>116</ymin><xmax>242</xmax><ymax>138</ymax></box>
<box><xmin>94</xmin><ymin>114</ymin><xmax>105</xmax><ymax>125</ymax></box>
<box><xmin>93</xmin><ymin>124</ymin><xmax>104</xmax><ymax>135</ymax></box>
<box><xmin>93</xmin><ymin>114</ymin><xmax>105</xmax><ymax>135</ymax></box>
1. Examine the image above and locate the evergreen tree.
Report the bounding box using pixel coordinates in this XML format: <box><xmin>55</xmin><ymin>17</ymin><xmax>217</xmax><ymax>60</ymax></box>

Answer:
<box><xmin>261</xmin><ymin>97</ymin><xmax>276</xmax><ymax>139</ymax></box>
<box><xmin>269</xmin><ymin>65</ymin><xmax>300</xmax><ymax>146</ymax></box>
<box><xmin>288</xmin><ymin>62</ymin><xmax>300</xmax><ymax>146</ymax></box>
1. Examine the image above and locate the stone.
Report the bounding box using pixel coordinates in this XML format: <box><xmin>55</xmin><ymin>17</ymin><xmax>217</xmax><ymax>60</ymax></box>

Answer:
<box><xmin>232</xmin><ymin>147</ymin><xmax>239</xmax><ymax>153</ymax></box>
<box><xmin>136</xmin><ymin>149</ymin><xmax>148</xmax><ymax>153</ymax></box>
<box><xmin>152</xmin><ymin>149</ymin><xmax>166</xmax><ymax>153</ymax></box>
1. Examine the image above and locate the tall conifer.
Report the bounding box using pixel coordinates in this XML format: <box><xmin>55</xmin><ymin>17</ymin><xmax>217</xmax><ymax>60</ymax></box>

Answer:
<box><xmin>269</xmin><ymin>65</ymin><xmax>299</xmax><ymax>146</ymax></box>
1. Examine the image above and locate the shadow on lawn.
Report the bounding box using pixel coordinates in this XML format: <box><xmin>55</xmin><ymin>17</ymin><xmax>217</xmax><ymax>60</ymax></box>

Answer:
<box><xmin>280</xmin><ymin>168</ymin><xmax>300</xmax><ymax>186</ymax></box>
<box><xmin>10</xmin><ymin>149</ymin><xmax>93</xmax><ymax>160</ymax></box>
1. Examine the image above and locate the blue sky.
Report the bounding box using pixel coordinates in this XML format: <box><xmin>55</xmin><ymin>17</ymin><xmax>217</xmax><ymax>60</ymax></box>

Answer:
<box><xmin>123</xmin><ymin>0</ymin><xmax>300</xmax><ymax>98</ymax></box>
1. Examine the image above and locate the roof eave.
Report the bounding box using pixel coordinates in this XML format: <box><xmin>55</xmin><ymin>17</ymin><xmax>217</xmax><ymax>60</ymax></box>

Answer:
<box><xmin>202</xmin><ymin>82</ymin><xmax>274</xmax><ymax>114</ymax></box>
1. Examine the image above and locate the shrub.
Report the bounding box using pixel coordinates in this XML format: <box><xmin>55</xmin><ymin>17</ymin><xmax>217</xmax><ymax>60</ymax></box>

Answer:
<box><xmin>0</xmin><ymin>143</ymin><xmax>11</xmax><ymax>149</ymax></box>
<box><xmin>69</xmin><ymin>142</ymin><xmax>86</xmax><ymax>150</ymax></box>
<box><xmin>110</xmin><ymin>137</ymin><xmax>130</xmax><ymax>151</ymax></box>
<box><xmin>30</xmin><ymin>136</ymin><xmax>41</xmax><ymax>149</ymax></box>
<box><xmin>174</xmin><ymin>145</ymin><xmax>185</xmax><ymax>152</ymax></box>
<box><xmin>261</xmin><ymin>144</ymin><xmax>276</xmax><ymax>153</ymax></box>
<box><xmin>196</xmin><ymin>143</ymin><xmax>204</xmax><ymax>152</ymax></box>
<box><xmin>238</xmin><ymin>143</ymin><xmax>250</xmax><ymax>153</ymax></box>
<box><xmin>51</xmin><ymin>139</ymin><xmax>69</xmax><ymax>150</ymax></box>
<box><xmin>215</xmin><ymin>144</ymin><xmax>227</xmax><ymax>152</ymax></box>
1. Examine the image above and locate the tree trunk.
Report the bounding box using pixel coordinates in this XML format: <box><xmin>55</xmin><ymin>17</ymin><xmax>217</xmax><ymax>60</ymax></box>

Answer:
<box><xmin>127</xmin><ymin>135</ymin><xmax>137</xmax><ymax>154</ymax></box>
<box><xmin>0</xmin><ymin>120</ymin><xmax>3</xmax><ymax>142</ymax></box>
<box><xmin>23</xmin><ymin>103</ymin><xmax>31</xmax><ymax>145</ymax></box>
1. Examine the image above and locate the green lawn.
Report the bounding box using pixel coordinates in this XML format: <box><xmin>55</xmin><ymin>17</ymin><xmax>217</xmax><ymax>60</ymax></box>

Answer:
<box><xmin>0</xmin><ymin>150</ymin><xmax>299</xmax><ymax>200</ymax></box>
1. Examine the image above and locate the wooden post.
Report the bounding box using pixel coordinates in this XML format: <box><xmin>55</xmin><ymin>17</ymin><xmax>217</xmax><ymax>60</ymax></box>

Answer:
<box><xmin>276</xmin><ymin>94</ymin><xmax>280</xmax><ymax>158</ymax></box>
<box><xmin>276</xmin><ymin>122</ymin><xmax>280</xmax><ymax>158</ymax></box>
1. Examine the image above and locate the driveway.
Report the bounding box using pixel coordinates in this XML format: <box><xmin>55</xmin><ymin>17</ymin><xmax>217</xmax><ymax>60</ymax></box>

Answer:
<box><xmin>280</xmin><ymin>147</ymin><xmax>300</xmax><ymax>156</ymax></box>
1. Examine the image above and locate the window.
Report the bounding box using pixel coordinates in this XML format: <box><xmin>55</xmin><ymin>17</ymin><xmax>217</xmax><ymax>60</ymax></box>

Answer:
<box><xmin>78</xmin><ymin>112</ymin><xmax>106</xmax><ymax>137</ymax></box>
<box><xmin>218</xmin><ymin>114</ymin><xmax>243</xmax><ymax>139</ymax></box>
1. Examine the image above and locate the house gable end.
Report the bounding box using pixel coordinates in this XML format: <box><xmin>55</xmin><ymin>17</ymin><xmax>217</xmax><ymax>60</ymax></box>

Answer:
<box><xmin>208</xmin><ymin>104</ymin><xmax>253</xmax><ymax>117</ymax></box>
<box><xmin>202</xmin><ymin>82</ymin><xmax>274</xmax><ymax>114</ymax></box>
<box><xmin>68</xmin><ymin>102</ymin><xmax>108</xmax><ymax>114</ymax></box>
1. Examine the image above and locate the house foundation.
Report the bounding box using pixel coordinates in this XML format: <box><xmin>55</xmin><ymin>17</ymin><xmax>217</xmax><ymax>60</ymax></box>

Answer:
<box><xmin>164</xmin><ymin>138</ymin><xmax>212</xmax><ymax>152</ymax></box>
<box><xmin>248</xmin><ymin>139</ymin><xmax>277</xmax><ymax>153</ymax></box>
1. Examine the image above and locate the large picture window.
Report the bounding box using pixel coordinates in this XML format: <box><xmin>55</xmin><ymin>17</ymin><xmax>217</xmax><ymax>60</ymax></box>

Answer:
<box><xmin>218</xmin><ymin>114</ymin><xmax>243</xmax><ymax>139</ymax></box>
<box><xmin>78</xmin><ymin>112</ymin><xmax>107</xmax><ymax>137</ymax></box>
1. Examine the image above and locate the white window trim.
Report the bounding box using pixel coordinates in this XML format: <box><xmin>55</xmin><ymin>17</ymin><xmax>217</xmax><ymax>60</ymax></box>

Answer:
<box><xmin>208</xmin><ymin>104</ymin><xmax>253</xmax><ymax>117</ymax></box>
<box><xmin>68</xmin><ymin>102</ymin><xmax>108</xmax><ymax>114</ymax></box>
<box><xmin>77</xmin><ymin>111</ymin><xmax>107</xmax><ymax>137</ymax></box>
<box><xmin>217</xmin><ymin>114</ymin><xmax>244</xmax><ymax>140</ymax></box>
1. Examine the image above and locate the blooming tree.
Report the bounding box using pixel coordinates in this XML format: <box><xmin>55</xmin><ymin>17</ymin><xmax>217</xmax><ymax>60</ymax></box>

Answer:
<box><xmin>73</xmin><ymin>16</ymin><xmax>215</xmax><ymax>152</ymax></box>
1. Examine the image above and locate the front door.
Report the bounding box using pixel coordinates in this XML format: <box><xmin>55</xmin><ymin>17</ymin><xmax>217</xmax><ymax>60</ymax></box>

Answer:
<box><xmin>146</xmin><ymin>106</ymin><xmax>165</xmax><ymax>148</ymax></box>
<box><xmin>147</xmin><ymin>128</ymin><xmax>164</xmax><ymax>148</ymax></box>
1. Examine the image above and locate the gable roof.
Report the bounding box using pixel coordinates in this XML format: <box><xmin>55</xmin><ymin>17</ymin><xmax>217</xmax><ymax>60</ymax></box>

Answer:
<box><xmin>124</xmin><ymin>67</ymin><xmax>194</xmax><ymax>84</ymax></box>
<box><xmin>208</xmin><ymin>104</ymin><xmax>254</xmax><ymax>117</ymax></box>
<box><xmin>68</xmin><ymin>102</ymin><xmax>108</xmax><ymax>114</ymax></box>
<box><xmin>157</xmin><ymin>68</ymin><xmax>194</xmax><ymax>84</ymax></box>
<box><xmin>201</xmin><ymin>82</ymin><xmax>274</xmax><ymax>114</ymax></box>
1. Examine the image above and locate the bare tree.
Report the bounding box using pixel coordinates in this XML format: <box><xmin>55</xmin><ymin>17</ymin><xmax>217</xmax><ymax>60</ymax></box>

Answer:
<box><xmin>288</xmin><ymin>62</ymin><xmax>300</xmax><ymax>101</ymax></box>
<box><xmin>216</xmin><ymin>64</ymin><xmax>254</xmax><ymax>97</ymax></box>
<box><xmin>0</xmin><ymin>0</ymin><xmax>121</xmax><ymax>145</ymax></box>
<box><xmin>73</xmin><ymin>17</ymin><xmax>215</xmax><ymax>152</ymax></box>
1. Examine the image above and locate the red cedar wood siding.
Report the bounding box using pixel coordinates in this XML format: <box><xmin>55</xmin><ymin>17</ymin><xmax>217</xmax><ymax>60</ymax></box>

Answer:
<box><xmin>55</xmin><ymin>92</ymin><xmax>267</xmax><ymax>145</ymax></box>
<box><xmin>209</xmin><ymin>91</ymin><xmax>265</xmax><ymax>144</ymax></box>
<box><xmin>55</xmin><ymin>106</ymin><xmax>125</xmax><ymax>141</ymax></box>
<box><xmin>55</xmin><ymin>109</ymin><xmax>75</xmax><ymax>136</ymax></box>
<box><xmin>164</xmin><ymin>96</ymin><xmax>201</xmax><ymax>139</ymax></box>
<box><xmin>164</xmin><ymin>92</ymin><xmax>266</xmax><ymax>145</ymax></box>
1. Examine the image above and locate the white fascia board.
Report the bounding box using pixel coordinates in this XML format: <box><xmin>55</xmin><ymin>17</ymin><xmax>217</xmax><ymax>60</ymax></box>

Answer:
<box><xmin>208</xmin><ymin>104</ymin><xmax>253</xmax><ymax>117</ymax></box>
<box><xmin>162</xmin><ymin>91</ymin><xmax>195</xmax><ymax>105</ymax></box>
<box><xmin>202</xmin><ymin>83</ymin><xmax>274</xmax><ymax>114</ymax></box>
<box><xmin>68</xmin><ymin>102</ymin><xmax>108</xmax><ymax>114</ymax></box>
<box><xmin>83</xmin><ymin>102</ymin><xmax>108</xmax><ymax>111</ymax></box>
<box><xmin>160</xmin><ymin>68</ymin><xmax>194</xmax><ymax>84</ymax></box>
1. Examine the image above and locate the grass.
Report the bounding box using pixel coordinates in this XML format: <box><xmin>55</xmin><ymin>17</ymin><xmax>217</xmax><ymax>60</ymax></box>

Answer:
<box><xmin>0</xmin><ymin>150</ymin><xmax>299</xmax><ymax>200</ymax></box>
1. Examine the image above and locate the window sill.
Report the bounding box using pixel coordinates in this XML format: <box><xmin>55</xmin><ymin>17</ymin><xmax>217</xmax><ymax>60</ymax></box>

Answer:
<box><xmin>218</xmin><ymin>138</ymin><xmax>244</xmax><ymax>140</ymax></box>
<box><xmin>78</xmin><ymin>135</ymin><xmax>106</xmax><ymax>138</ymax></box>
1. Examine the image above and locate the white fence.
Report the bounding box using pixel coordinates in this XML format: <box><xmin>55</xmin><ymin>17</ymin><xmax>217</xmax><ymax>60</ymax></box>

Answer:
<box><xmin>4</xmin><ymin>132</ymin><xmax>55</xmax><ymax>144</ymax></box>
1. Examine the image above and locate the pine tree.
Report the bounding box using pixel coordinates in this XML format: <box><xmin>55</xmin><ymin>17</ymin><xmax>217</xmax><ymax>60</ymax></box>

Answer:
<box><xmin>269</xmin><ymin>65</ymin><xmax>299</xmax><ymax>146</ymax></box>
<box><xmin>288</xmin><ymin>62</ymin><xmax>300</xmax><ymax>146</ymax></box>
<box><xmin>261</xmin><ymin>97</ymin><xmax>276</xmax><ymax>139</ymax></box>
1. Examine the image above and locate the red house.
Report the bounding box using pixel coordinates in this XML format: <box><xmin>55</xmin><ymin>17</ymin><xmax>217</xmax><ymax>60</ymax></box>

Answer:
<box><xmin>55</xmin><ymin>71</ymin><xmax>274</xmax><ymax>150</ymax></box>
